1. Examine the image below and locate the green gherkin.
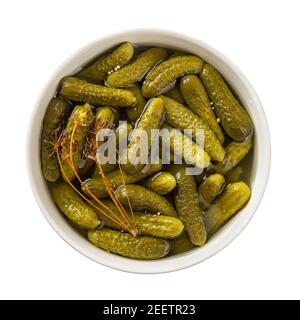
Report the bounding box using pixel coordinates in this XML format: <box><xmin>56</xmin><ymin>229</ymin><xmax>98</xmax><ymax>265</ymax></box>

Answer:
<box><xmin>88</xmin><ymin>228</ymin><xmax>170</xmax><ymax>260</ymax></box>
<box><xmin>168</xmin><ymin>165</ymin><xmax>207</xmax><ymax>246</ymax></box>
<box><xmin>142</xmin><ymin>55</ymin><xmax>203</xmax><ymax>98</ymax></box>
<box><xmin>41</xmin><ymin>96</ymin><xmax>71</xmax><ymax>182</ymax></box>
<box><xmin>106</xmin><ymin>47</ymin><xmax>167</xmax><ymax>87</ymax></box>
<box><xmin>115</xmin><ymin>184</ymin><xmax>178</xmax><ymax>217</ymax></box>
<box><xmin>180</xmin><ymin>74</ymin><xmax>224</xmax><ymax>143</ymax></box>
<box><xmin>160</xmin><ymin>95</ymin><xmax>225</xmax><ymax>162</ymax></box>
<box><xmin>200</xmin><ymin>63</ymin><xmax>253</xmax><ymax>142</ymax></box>
<box><xmin>60</xmin><ymin>77</ymin><xmax>136</xmax><ymax>107</ymax></box>
<box><xmin>60</xmin><ymin>103</ymin><xmax>95</xmax><ymax>182</ymax></box>
<box><xmin>50</xmin><ymin>180</ymin><xmax>100</xmax><ymax>229</ymax></box>
<box><xmin>204</xmin><ymin>182</ymin><xmax>251</xmax><ymax>237</ymax></box>
<box><xmin>77</xmin><ymin>42</ymin><xmax>134</xmax><ymax>83</ymax></box>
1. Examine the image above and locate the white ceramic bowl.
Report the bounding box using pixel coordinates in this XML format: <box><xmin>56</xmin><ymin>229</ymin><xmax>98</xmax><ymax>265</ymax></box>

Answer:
<box><xmin>27</xmin><ymin>29</ymin><xmax>271</xmax><ymax>273</ymax></box>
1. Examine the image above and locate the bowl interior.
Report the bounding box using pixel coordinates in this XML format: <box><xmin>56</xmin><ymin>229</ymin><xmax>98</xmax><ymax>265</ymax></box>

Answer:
<box><xmin>28</xmin><ymin>30</ymin><xmax>270</xmax><ymax>273</ymax></box>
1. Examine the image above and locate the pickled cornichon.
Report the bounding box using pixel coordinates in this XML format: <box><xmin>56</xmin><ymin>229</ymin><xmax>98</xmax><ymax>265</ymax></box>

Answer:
<box><xmin>106</xmin><ymin>47</ymin><xmax>167</xmax><ymax>87</ymax></box>
<box><xmin>43</xmin><ymin>42</ymin><xmax>255</xmax><ymax>261</ymax></box>
<box><xmin>60</xmin><ymin>77</ymin><xmax>136</xmax><ymax>107</ymax></box>
<box><xmin>97</xmin><ymin>200</ymin><xmax>183</xmax><ymax>239</ymax></box>
<box><xmin>180</xmin><ymin>74</ymin><xmax>224</xmax><ymax>143</ymax></box>
<box><xmin>204</xmin><ymin>182</ymin><xmax>251</xmax><ymax>237</ymax></box>
<box><xmin>121</xmin><ymin>97</ymin><xmax>165</xmax><ymax>174</ymax></box>
<box><xmin>214</xmin><ymin>140</ymin><xmax>253</xmax><ymax>174</ymax></box>
<box><xmin>60</xmin><ymin>103</ymin><xmax>94</xmax><ymax>181</ymax></box>
<box><xmin>168</xmin><ymin>165</ymin><xmax>207</xmax><ymax>246</ymax></box>
<box><xmin>198</xmin><ymin>173</ymin><xmax>225</xmax><ymax>210</ymax></box>
<box><xmin>77</xmin><ymin>42</ymin><xmax>134</xmax><ymax>83</ymax></box>
<box><xmin>142</xmin><ymin>55</ymin><xmax>203</xmax><ymax>98</ymax></box>
<box><xmin>200</xmin><ymin>63</ymin><xmax>253</xmax><ymax>142</ymax></box>
<box><xmin>161</xmin><ymin>123</ymin><xmax>211</xmax><ymax>169</ymax></box>
<box><xmin>115</xmin><ymin>184</ymin><xmax>178</xmax><ymax>217</ymax></box>
<box><xmin>160</xmin><ymin>96</ymin><xmax>225</xmax><ymax>161</ymax></box>
<box><xmin>41</xmin><ymin>96</ymin><xmax>71</xmax><ymax>182</ymax></box>
<box><xmin>141</xmin><ymin>171</ymin><xmax>176</xmax><ymax>195</ymax></box>
<box><xmin>50</xmin><ymin>180</ymin><xmax>100</xmax><ymax>229</ymax></box>
<box><xmin>88</xmin><ymin>228</ymin><xmax>170</xmax><ymax>259</ymax></box>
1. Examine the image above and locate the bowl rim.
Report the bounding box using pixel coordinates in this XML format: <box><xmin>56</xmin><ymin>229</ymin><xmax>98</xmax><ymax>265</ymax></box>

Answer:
<box><xmin>27</xmin><ymin>28</ymin><xmax>271</xmax><ymax>274</ymax></box>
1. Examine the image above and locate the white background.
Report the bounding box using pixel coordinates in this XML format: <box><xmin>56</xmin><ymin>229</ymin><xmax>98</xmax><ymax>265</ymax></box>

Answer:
<box><xmin>0</xmin><ymin>0</ymin><xmax>299</xmax><ymax>300</ymax></box>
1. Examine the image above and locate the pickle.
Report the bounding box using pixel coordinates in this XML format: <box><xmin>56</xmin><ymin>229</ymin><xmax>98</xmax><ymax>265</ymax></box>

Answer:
<box><xmin>60</xmin><ymin>77</ymin><xmax>136</xmax><ymax>107</ymax></box>
<box><xmin>106</xmin><ymin>47</ymin><xmax>167</xmax><ymax>87</ymax></box>
<box><xmin>61</xmin><ymin>103</ymin><xmax>94</xmax><ymax>181</ymax></box>
<box><xmin>165</xmin><ymin>85</ymin><xmax>185</xmax><ymax>104</ymax></box>
<box><xmin>161</xmin><ymin>123</ymin><xmax>211</xmax><ymax>169</ymax></box>
<box><xmin>225</xmin><ymin>165</ymin><xmax>244</xmax><ymax>184</ymax></box>
<box><xmin>115</xmin><ymin>184</ymin><xmax>178</xmax><ymax>217</ymax></box>
<box><xmin>41</xmin><ymin>96</ymin><xmax>71</xmax><ymax>182</ymax></box>
<box><xmin>200</xmin><ymin>64</ymin><xmax>253</xmax><ymax>142</ymax></box>
<box><xmin>180</xmin><ymin>74</ymin><xmax>224</xmax><ymax>143</ymax></box>
<box><xmin>76</xmin><ymin>42</ymin><xmax>134</xmax><ymax>83</ymax></box>
<box><xmin>141</xmin><ymin>171</ymin><xmax>176</xmax><ymax>195</ymax></box>
<box><xmin>82</xmin><ymin>162</ymin><xmax>162</xmax><ymax>198</ymax></box>
<box><xmin>50</xmin><ymin>180</ymin><xmax>100</xmax><ymax>229</ymax></box>
<box><xmin>125</xmin><ymin>85</ymin><xmax>146</xmax><ymax>121</ymax></box>
<box><xmin>198</xmin><ymin>174</ymin><xmax>225</xmax><ymax>210</ymax></box>
<box><xmin>170</xmin><ymin>232</ymin><xmax>195</xmax><ymax>255</ymax></box>
<box><xmin>88</xmin><ymin>228</ymin><xmax>170</xmax><ymax>260</ymax></box>
<box><xmin>121</xmin><ymin>98</ymin><xmax>165</xmax><ymax>174</ymax></box>
<box><xmin>95</xmin><ymin>106</ymin><xmax>119</xmax><ymax>127</ymax></box>
<box><xmin>142</xmin><ymin>55</ymin><xmax>203</xmax><ymax>98</ymax></box>
<box><xmin>214</xmin><ymin>140</ymin><xmax>253</xmax><ymax>174</ymax></box>
<box><xmin>204</xmin><ymin>182</ymin><xmax>251</xmax><ymax>237</ymax></box>
<box><xmin>97</xmin><ymin>200</ymin><xmax>183</xmax><ymax>239</ymax></box>
<box><xmin>169</xmin><ymin>165</ymin><xmax>207</xmax><ymax>246</ymax></box>
<box><xmin>160</xmin><ymin>96</ymin><xmax>225</xmax><ymax>161</ymax></box>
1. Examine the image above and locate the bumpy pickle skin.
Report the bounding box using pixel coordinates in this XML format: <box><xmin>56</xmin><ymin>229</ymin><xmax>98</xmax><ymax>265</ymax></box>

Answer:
<box><xmin>88</xmin><ymin>228</ymin><xmax>170</xmax><ymax>260</ymax></box>
<box><xmin>142</xmin><ymin>55</ymin><xmax>203</xmax><ymax>98</ymax></box>
<box><xmin>168</xmin><ymin>165</ymin><xmax>207</xmax><ymax>246</ymax></box>
<box><xmin>61</xmin><ymin>103</ymin><xmax>95</xmax><ymax>181</ymax></box>
<box><xmin>180</xmin><ymin>75</ymin><xmax>224</xmax><ymax>143</ymax></box>
<box><xmin>41</xmin><ymin>96</ymin><xmax>71</xmax><ymax>182</ymax></box>
<box><xmin>60</xmin><ymin>77</ymin><xmax>136</xmax><ymax>107</ymax></box>
<box><xmin>76</xmin><ymin>42</ymin><xmax>134</xmax><ymax>83</ymax></box>
<box><xmin>106</xmin><ymin>47</ymin><xmax>167</xmax><ymax>87</ymax></box>
<box><xmin>121</xmin><ymin>98</ymin><xmax>165</xmax><ymax>174</ymax></box>
<box><xmin>214</xmin><ymin>140</ymin><xmax>253</xmax><ymax>174</ymax></box>
<box><xmin>82</xmin><ymin>162</ymin><xmax>162</xmax><ymax>198</ymax></box>
<box><xmin>165</xmin><ymin>85</ymin><xmax>185</xmax><ymax>104</ymax></box>
<box><xmin>160</xmin><ymin>96</ymin><xmax>225</xmax><ymax>162</ymax></box>
<box><xmin>200</xmin><ymin>64</ymin><xmax>253</xmax><ymax>142</ymax></box>
<box><xmin>161</xmin><ymin>123</ymin><xmax>211</xmax><ymax>169</ymax></box>
<box><xmin>125</xmin><ymin>85</ymin><xmax>146</xmax><ymax>121</ymax></box>
<box><xmin>115</xmin><ymin>184</ymin><xmax>178</xmax><ymax>217</ymax></box>
<box><xmin>95</xmin><ymin>106</ymin><xmax>119</xmax><ymax>126</ymax></box>
<box><xmin>170</xmin><ymin>231</ymin><xmax>196</xmax><ymax>255</ymax></box>
<box><xmin>198</xmin><ymin>173</ymin><xmax>225</xmax><ymax>210</ymax></box>
<box><xmin>50</xmin><ymin>180</ymin><xmax>100</xmax><ymax>229</ymax></box>
<box><xmin>141</xmin><ymin>171</ymin><xmax>176</xmax><ymax>195</ymax></box>
<box><xmin>97</xmin><ymin>200</ymin><xmax>183</xmax><ymax>239</ymax></box>
<box><xmin>204</xmin><ymin>182</ymin><xmax>251</xmax><ymax>237</ymax></box>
